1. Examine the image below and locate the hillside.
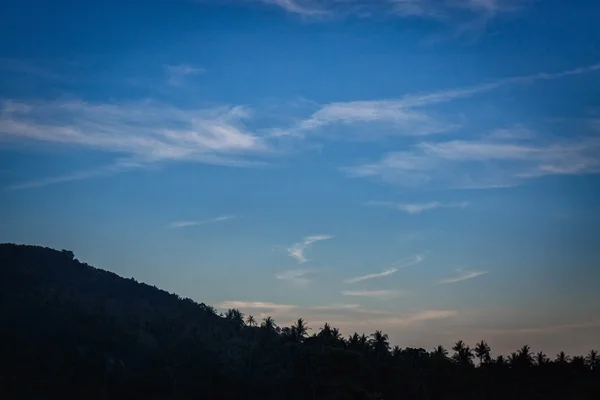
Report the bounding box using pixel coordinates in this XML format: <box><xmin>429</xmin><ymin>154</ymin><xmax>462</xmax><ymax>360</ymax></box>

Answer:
<box><xmin>0</xmin><ymin>243</ymin><xmax>598</xmax><ymax>399</ymax></box>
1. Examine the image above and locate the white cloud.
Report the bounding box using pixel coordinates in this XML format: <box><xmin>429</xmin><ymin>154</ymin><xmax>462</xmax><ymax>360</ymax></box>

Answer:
<box><xmin>5</xmin><ymin>159</ymin><xmax>144</xmax><ymax>191</ymax></box>
<box><xmin>275</xmin><ymin>268</ymin><xmax>317</xmax><ymax>285</ymax></box>
<box><xmin>393</xmin><ymin>253</ymin><xmax>426</xmax><ymax>268</ymax></box>
<box><xmin>342</xmin><ymin>290</ymin><xmax>403</xmax><ymax>299</ymax></box>
<box><xmin>165</xmin><ymin>63</ymin><xmax>205</xmax><ymax>86</ymax></box>
<box><xmin>379</xmin><ymin>309</ymin><xmax>457</xmax><ymax>325</ymax></box>
<box><xmin>345</xmin><ymin>134</ymin><xmax>600</xmax><ymax>189</ymax></box>
<box><xmin>258</xmin><ymin>0</ymin><xmax>327</xmax><ymax>15</ymax></box>
<box><xmin>485</xmin><ymin>125</ymin><xmax>535</xmax><ymax>140</ymax></box>
<box><xmin>297</xmin><ymin>100</ymin><xmax>458</xmax><ymax>138</ymax></box>
<box><xmin>287</xmin><ymin>234</ymin><xmax>333</xmax><ymax>263</ymax></box>
<box><xmin>168</xmin><ymin>215</ymin><xmax>235</xmax><ymax>228</ymax></box>
<box><xmin>437</xmin><ymin>268</ymin><xmax>489</xmax><ymax>284</ymax></box>
<box><xmin>284</xmin><ymin>62</ymin><xmax>600</xmax><ymax>142</ymax></box>
<box><xmin>257</xmin><ymin>0</ymin><xmax>533</xmax><ymax>22</ymax></box>
<box><xmin>0</xmin><ymin>99</ymin><xmax>274</xmax><ymax>188</ymax></box>
<box><xmin>344</xmin><ymin>254</ymin><xmax>424</xmax><ymax>284</ymax></box>
<box><xmin>344</xmin><ymin>268</ymin><xmax>398</xmax><ymax>284</ymax></box>
<box><xmin>366</xmin><ymin>200</ymin><xmax>469</xmax><ymax>214</ymax></box>
<box><xmin>217</xmin><ymin>300</ymin><xmax>298</xmax><ymax>311</ymax></box>
<box><xmin>0</xmin><ymin>100</ymin><xmax>267</xmax><ymax>162</ymax></box>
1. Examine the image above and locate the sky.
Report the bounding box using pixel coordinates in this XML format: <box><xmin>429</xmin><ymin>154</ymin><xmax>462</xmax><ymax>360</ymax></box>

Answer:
<box><xmin>1</xmin><ymin>0</ymin><xmax>600</xmax><ymax>357</ymax></box>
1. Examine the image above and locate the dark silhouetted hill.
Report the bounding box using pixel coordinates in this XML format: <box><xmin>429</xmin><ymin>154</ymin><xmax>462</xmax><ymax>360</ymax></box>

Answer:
<box><xmin>1</xmin><ymin>243</ymin><xmax>598</xmax><ymax>399</ymax></box>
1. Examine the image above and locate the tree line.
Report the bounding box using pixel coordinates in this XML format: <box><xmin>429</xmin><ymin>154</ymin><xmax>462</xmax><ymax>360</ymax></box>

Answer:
<box><xmin>1</xmin><ymin>243</ymin><xmax>598</xmax><ymax>399</ymax></box>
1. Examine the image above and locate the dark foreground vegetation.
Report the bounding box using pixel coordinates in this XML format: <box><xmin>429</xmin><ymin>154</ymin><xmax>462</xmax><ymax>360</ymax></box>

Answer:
<box><xmin>1</xmin><ymin>244</ymin><xmax>599</xmax><ymax>399</ymax></box>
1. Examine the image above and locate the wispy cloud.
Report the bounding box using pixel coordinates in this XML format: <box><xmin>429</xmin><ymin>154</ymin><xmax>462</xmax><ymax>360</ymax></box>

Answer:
<box><xmin>275</xmin><ymin>268</ymin><xmax>317</xmax><ymax>285</ymax></box>
<box><xmin>366</xmin><ymin>200</ymin><xmax>469</xmax><ymax>214</ymax></box>
<box><xmin>257</xmin><ymin>0</ymin><xmax>533</xmax><ymax>23</ymax></box>
<box><xmin>485</xmin><ymin>125</ymin><xmax>535</xmax><ymax>140</ymax></box>
<box><xmin>0</xmin><ymin>99</ymin><xmax>274</xmax><ymax>188</ymax></box>
<box><xmin>258</xmin><ymin>0</ymin><xmax>328</xmax><ymax>16</ymax></box>
<box><xmin>393</xmin><ymin>253</ymin><xmax>426</xmax><ymax>268</ymax></box>
<box><xmin>217</xmin><ymin>300</ymin><xmax>298</xmax><ymax>311</ymax></box>
<box><xmin>168</xmin><ymin>215</ymin><xmax>235</xmax><ymax>228</ymax></box>
<box><xmin>283</xmin><ymin>62</ymin><xmax>600</xmax><ymax>143</ymax></box>
<box><xmin>437</xmin><ymin>268</ymin><xmax>489</xmax><ymax>284</ymax></box>
<box><xmin>344</xmin><ymin>268</ymin><xmax>398</xmax><ymax>284</ymax></box>
<box><xmin>344</xmin><ymin>254</ymin><xmax>424</xmax><ymax>284</ymax></box>
<box><xmin>5</xmin><ymin>159</ymin><xmax>144</xmax><ymax>191</ymax></box>
<box><xmin>345</xmin><ymin>135</ymin><xmax>600</xmax><ymax>189</ymax></box>
<box><xmin>0</xmin><ymin>100</ymin><xmax>268</xmax><ymax>162</ymax></box>
<box><xmin>342</xmin><ymin>290</ymin><xmax>403</xmax><ymax>299</ymax></box>
<box><xmin>287</xmin><ymin>234</ymin><xmax>333</xmax><ymax>263</ymax></box>
<box><xmin>165</xmin><ymin>63</ymin><xmax>205</xmax><ymax>86</ymax></box>
<box><xmin>295</xmin><ymin>100</ymin><xmax>458</xmax><ymax>138</ymax></box>
<box><xmin>379</xmin><ymin>310</ymin><xmax>457</xmax><ymax>326</ymax></box>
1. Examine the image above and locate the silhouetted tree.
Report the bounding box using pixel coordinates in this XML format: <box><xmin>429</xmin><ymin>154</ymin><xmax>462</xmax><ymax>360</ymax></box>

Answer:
<box><xmin>2</xmin><ymin>244</ymin><xmax>599</xmax><ymax>400</ymax></box>
<box><xmin>535</xmin><ymin>351</ymin><xmax>549</xmax><ymax>366</ymax></box>
<box><xmin>474</xmin><ymin>340</ymin><xmax>491</xmax><ymax>365</ymax></box>
<box><xmin>516</xmin><ymin>345</ymin><xmax>534</xmax><ymax>367</ymax></box>
<box><xmin>369</xmin><ymin>330</ymin><xmax>390</xmax><ymax>361</ymax></box>
<box><xmin>261</xmin><ymin>316</ymin><xmax>277</xmax><ymax>332</ymax></box>
<box><xmin>452</xmin><ymin>340</ymin><xmax>474</xmax><ymax>367</ymax></box>
<box><xmin>432</xmin><ymin>345</ymin><xmax>449</xmax><ymax>362</ymax></box>
<box><xmin>586</xmin><ymin>349</ymin><xmax>599</xmax><ymax>371</ymax></box>
<box><xmin>246</xmin><ymin>314</ymin><xmax>257</xmax><ymax>327</ymax></box>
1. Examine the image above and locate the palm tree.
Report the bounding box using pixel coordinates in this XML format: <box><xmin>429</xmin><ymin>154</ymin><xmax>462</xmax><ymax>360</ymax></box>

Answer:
<box><xmin>585</xmin><ymin>349</ymin><xmax>599</xmax><ymax>371</ymax></box>
<box><xmin>432</xmin><ymin>345</ymin><xmax>449</xmax><ymax>362</ymax></box>
<box><xmin>495</xmin><ymin>355</ymin><xmax>507</xmax><ymax>366</ymax></box>
<box><xmin>245</xmin><ymin>314</ymin><xmax>257</xmax><ymax>327</ymax></box>
<box><xmin>452</xmin><ymin>340</ymin><xmax>474</xmax><ymax>367</ymax></box>
<box><xmin>225</xmin><ymin>308</ymin><xmax>245</xmax><ymax>328</ymax></box>
<box><xmin>392</xmin><ymin>345</ymin><xmax>402</xmax><ymax>358</ymax></box>
<box><xmin>261</xmin><ymin>316</ymin><xmax>277</xmax><ymax>332</ymax></box>
<box><xmin>556</xmin><ymin>351</ymin><xmax>571</xmax><ymax>365</ymax></box>
<box><xmin>202</xmin><ymin>304</ymin><xmax>218</xmax><ymax>316</ymax></box>
<box><xmin>292</xmin><ymin>318</ymin><xmax>308</xmax><ymax>342</ymax></box>
<box><xmin>347</xmin><ymin>332</ymin><xmax>361</xmax><ymax>350</ymax></box>
<box><xmin>535</xmin><ymin>351</ymin><xmax>549</xmax><ymax>366</ymax></box>
<box><xmin>369</xmin><ymin>330</ymin><xmax>390</xmax><ymax>355</ymax></box>
<box><xmin>474</xmin><ymin>340</ymin><xmax>491</xmax><ymax>365</ymax></box>
<box><xmin>517</xmin><ymin>345</ymin><xmax>533</xmax><ymax>367</ymax></box>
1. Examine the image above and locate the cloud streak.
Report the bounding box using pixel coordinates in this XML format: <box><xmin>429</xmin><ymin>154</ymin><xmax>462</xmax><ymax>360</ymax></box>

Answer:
<box><xmin>344</xmin><ymin>268</ymin><xmax>398</xmax><ymax>284</ymax></box>
<box><xmin>5</xmin><ymin>159</ymin><xmax>144</xmax><ymax>191</ymax></box>
<box><xmin>165</xmin><ymin>63</ymin><xmax>205</xmax><ymax>86</ymax></box>
<box><xmin>0</xmin><ymin>99</ymin><xmax>276</xmax><ymax>188</ymax></box>
<box><xmin>258</xmin><ymin>0</ymin><xmax>534</xmax><ymax>22</ymax></box>
<box><xmin>287</xmin><ymin>234</ymin><xmax>333</xmax><ymax>263</ymax></box>
<box><xmin>275</xmin><ymin>268</ymin><xmax>317</xmax><ymax>285</ymax></box>
<box><xmin>344</xmin><ymin>135</ymin><xmax>600</xmax><ymax>189</ymax></box>
<box><xmin>437</xmin><ymin>268</ymin><xmax>489</xmax><ymax>284</ymax></box>
<box><xmin>168</xmin><ymin>215</ymin><xmax>235</xmax><ymax>228</ymax></box>
<box><xmin>0</xmin><ymin>99</ymin><xmax>270</xmax><ymax>165</ymax></box>
<box><xmin>281</xmin><ymin>62</ymin><xmax>600</xmax><ymax>143</ymax></box>
<box><xmin>258</xmin><ymin>0</ymin><xmax>328</xmax><ymax>15</ymax></box>
<box><xmin>342</xmin><ymin>290</ymin><xmax>403</xmax><ymax>299</ymax></box>
<box><xmin>366</xmin><ymin>200</ymin><xmax>469</xmax><ymax>214</ymax></box>
<box><xmin>344</xmin><ymin>254</ymin><xmax>424</xmax><ymax>284</ymax></box>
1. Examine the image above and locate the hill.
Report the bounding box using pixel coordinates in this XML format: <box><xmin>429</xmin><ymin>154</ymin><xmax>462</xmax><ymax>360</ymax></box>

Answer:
<box><xmin>0</xmin><ymin>243</ymin><xmax>598</xmax><ymax>399</ymax></box>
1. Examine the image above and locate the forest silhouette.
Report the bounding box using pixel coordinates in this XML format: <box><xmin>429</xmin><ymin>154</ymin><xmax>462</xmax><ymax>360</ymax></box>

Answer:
<box><xmin>1</xmin><ymin>243</ymin><xmax>599</xmax><ymax>399</ymax></box>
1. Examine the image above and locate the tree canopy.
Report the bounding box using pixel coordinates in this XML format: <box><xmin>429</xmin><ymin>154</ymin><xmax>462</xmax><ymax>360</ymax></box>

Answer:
<box><xmin>1</xmin><ymin>243</ymin><xmax>598</xmax><ymax>399</ymax></box>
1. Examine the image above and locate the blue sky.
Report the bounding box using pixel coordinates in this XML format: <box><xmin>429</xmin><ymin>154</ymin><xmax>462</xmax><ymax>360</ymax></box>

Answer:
<box><xmin>1</xmin><ymin>0</ymin><xmax>600</xmax><ymax>356</ymax></box>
